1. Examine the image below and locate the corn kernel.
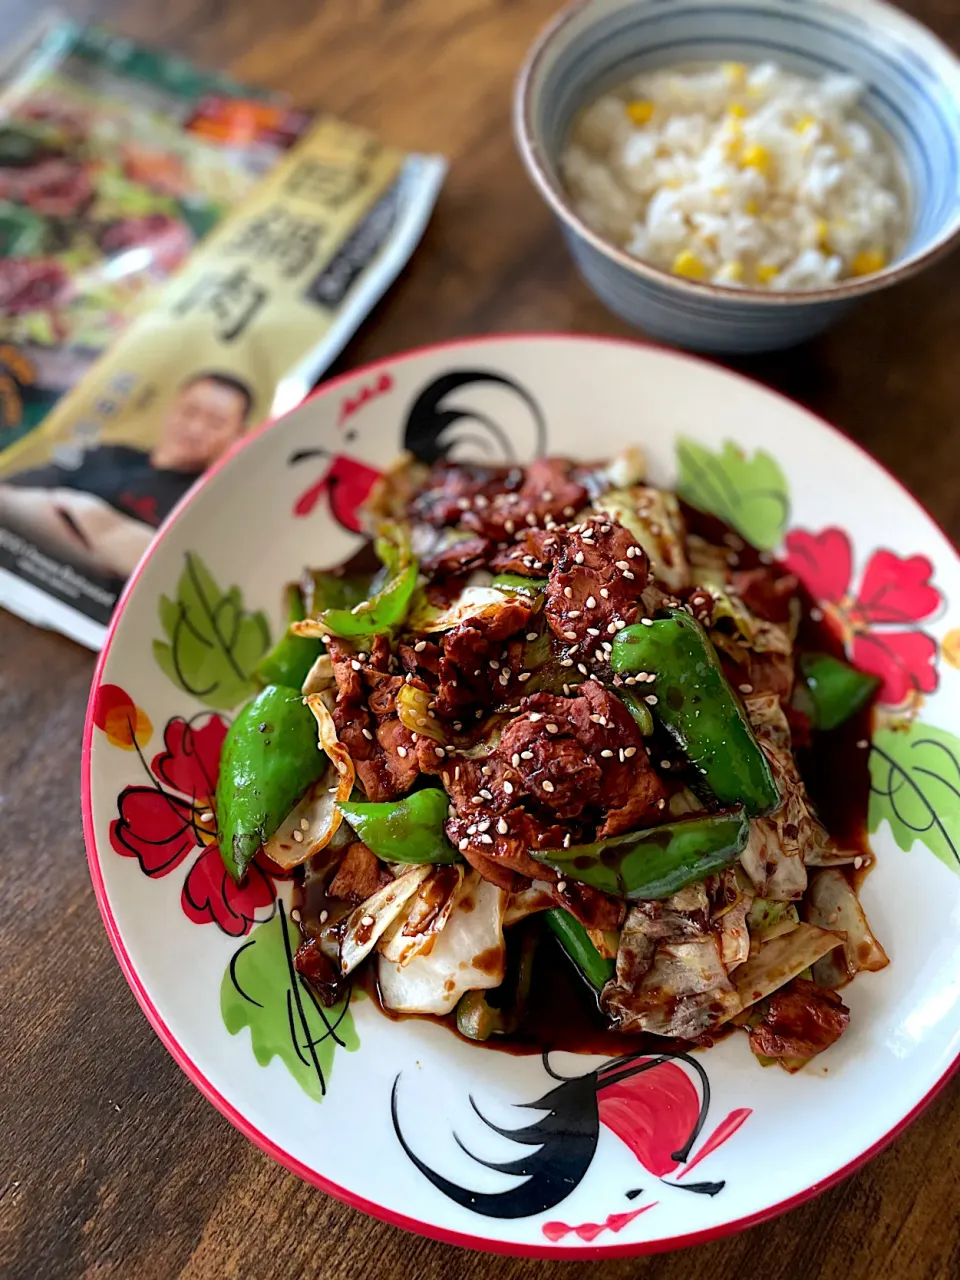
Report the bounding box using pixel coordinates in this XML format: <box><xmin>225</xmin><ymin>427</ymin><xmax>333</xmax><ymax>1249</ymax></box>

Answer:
<box><xmin>672</xmin><ymin>250</ymin><xmax>707</xmax><ymax>280</ymax></box>
<box><xmin>712</xmin><ymin>185</ymin><xmax>730</xmax><ymax>198</ymax></box>
<box><xmin>850</xmin><ymin>249</ymin><xmax>887</xmax><ymax>277</ymax></box>
<box><xmin>740</xmin><ymin>143</ymin><xmax>772</xmax><ymax>175</ymax></box>
<box><xmin>744</xmin><ymin>197</ymin><xmax>759</xmax><ymax>216</ymax></box>
<box><xmin>814</xmin><ymin>218</ymin><xmax>830</xmax><ymax>249</ymax></box>
<box><xmin>755</xmin><ymin>263</ymin><xmax>780</xmax><ymax>285</ymax></box>
<box><xmin>794</xmin><ymin>114</ymin><xmax>817</xmax><ymax>134</ymax></box>
<box><xmin>723</xmin><ymin>62</ymin><xmax>746</xmax><ymax>90</ymax></box>
<box><xmin>716</xmin><ymin>260</ymin><xmax>744</xmax><ymax>284</ymax></box>
<box><xmin>728</xmin><ymin>102</ymin><xmax>748</xmax><ymax>119</ymax></box>
<box><xmin>625</xmin><ymin>99</ymin><xmax>655</xmax><ymax>126</ymax></box>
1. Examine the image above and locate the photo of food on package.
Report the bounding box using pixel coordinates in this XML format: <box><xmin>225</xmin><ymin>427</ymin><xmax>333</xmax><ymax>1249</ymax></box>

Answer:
<box><xmin>0</xmin><ymin>71</ymin><xmax>445</xmax><ymax>648</ymax></box>
<box><xmin>0</xmin><ymin>19</ymin><xmax>312</xmax><ymax>448</ymax></box>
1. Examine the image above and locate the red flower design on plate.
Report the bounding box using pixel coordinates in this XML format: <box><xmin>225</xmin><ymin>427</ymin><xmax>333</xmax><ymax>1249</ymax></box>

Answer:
<box><xmin>784</xmin><ymin>528</ymin><xmax>942</xmax><ymax>705</ymax></box>
<box><xmin>103</xmin><ymin>701</ymin><xmax>277</xmax><ymax>936</ymax></box>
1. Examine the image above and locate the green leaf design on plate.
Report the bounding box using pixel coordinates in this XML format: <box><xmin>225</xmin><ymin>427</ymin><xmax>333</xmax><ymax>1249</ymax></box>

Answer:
<box><xmin>221</xmin><ymin>902</ymin><xmax>358</xmax><ymax>1101</ymax></box>
<box><xmin>869</xmin><ymin>722</ymin><xmax>960</xmax><ymax>875</ymax></box>
<box><xmin>153</xmin><ymin>552</ymin><xmax>271</xmax><ymax>710</ymax></box>
<box><xmin>676</xmin><ymin>438</ymin><xmax>790</xmax><ymax>551</ymax></box>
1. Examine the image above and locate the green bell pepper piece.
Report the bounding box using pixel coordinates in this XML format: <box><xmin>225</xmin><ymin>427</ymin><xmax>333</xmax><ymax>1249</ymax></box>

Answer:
<box><xmin>532</xmin><ymin>809</ymin><xmax>749</xmax><ymax>899</ymax></box>
<box><xmin>617</xmin><ymin>688</ymin><xmax>655</xmax><ymax>736</ymax></box>
<box><xmin>491</xmin><ymin>573</ymin><xmax>548</xmax><ymax>598</ymax></box>
<box><xmin>611</xmin><ymin>609</ymin><xmax>780</xmax><ymax>816</ymax></box>
<box><xmin>255</xmin><ymin>584</ymin><xmax>322</xmax><ymax>690</ymax></box>
<box><xmin>799</xmin><ymin>652</ymin><xmax>879</xmax><ymax>731</ymax></box>
<box><xmin>313</xmin><ymin>523</ymin><xmax>418</xmax><ymax>639</ymax></box>
<box><xmin>217</xmin><ymin>685</ymin><xmax>326</xmax><ymax>881</ymax></box>
<box><xmin>544</xmin><ymin>909</ymin><xmax>615</xmax><ymax>990</ymax></box>
<box><xmin>337</xmin><ymin>788</ymin><xmax>460</xmax><ymax>864</ymax></box>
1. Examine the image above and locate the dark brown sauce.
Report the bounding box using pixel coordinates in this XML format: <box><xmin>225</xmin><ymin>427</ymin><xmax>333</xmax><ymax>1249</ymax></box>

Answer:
<box><xmin>298</xmin><ymin>505</ymin><xmax>877</xmax><ymax>1054</ymax></box>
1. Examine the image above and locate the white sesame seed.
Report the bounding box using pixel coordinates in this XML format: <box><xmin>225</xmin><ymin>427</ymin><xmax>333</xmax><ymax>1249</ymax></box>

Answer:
<box><xmin>529</xmin><ymin>712</ymin><xmax>542</xmax><ymax>722</ymax></box>
<box><xmin>361</xmin><ymin>727</ymin><xmax>373</xmax><ymax>740</ymax></box>
<box><xmin>563</xmin><ymin>506</ymin><xmax>576</xmax><ymax>517</ymax></box>
<box><xmin>574</xmin><ymin>551</ymin><xmax>584</xmax><ymax>565</ymax></box>
<box><xmin>360</xmin><ymin>914</ymin><xmax>374</xmax><ymax>927</ymax></box>
<box><xmin>601</xmin><ymin>748</ymin><xmax>614</xmax><ymax>759</ymax></box>
<box><xmin>625</xmin><ymin>746</ymin><xmax>638</xmax><ymax>758</ymax></box>
<box><xmin>521</xmin><ymin>750</ymin><xmax>534</xmax><ymax>760</ymax></box>
<box><xmin>563</xmin><ymin>630</ymin><xmax>578</xmax><ymax>641</ymax></box>
<box><xmin>810</xmin><ymin>607</ymin><xmax>824</xmax><ymax>622</ymax></box>
<box><xmin>546</xmin><ymin>722</ymin><xmax>559</xmax><ymax>734</ymax></box>
<box><xmin>641</xmin><ymin>617</ymin><xmax>653</xmax><ymax>627</ymax></box>
<box><xmin>578</xmin><ymin>663</ymin><xmax>589</xmax><ymax>676</ymax></box>
<box><xmin>563</xmin><ymin>586</ymin><xmax>573</xmax><ymax>600</ymax></box>
<box><xmin>560</xmin><ymin>657</ymin><xmax>574</xmax><ymax>667</ymax></box>
<box><xmin>623</xmin><ymin>570</ymin><xmax>635</xmax><ymax>581</ymax></box>
<box><xmin>351</xmin><ymin>659</ymin><xmax>362</xmax><ymax>671</ymax></box>
<box><xmin>480</xmin><ymin>788</ymin><xmax>493</xmax><ymax>800</ymax></box>
<box><xmin>519</xmin><ymin>672</ymin><xmax>532</xmax><ymax>682</ymax></box>
<box><xmin>290</xmin><ymin>908</ymin><xmax>301</xmax><ymax>923</ymax></box>
<box><xmin>397</xmin><ymin>745</ymin><xmax>408</xmax><ymax>757</ymax></box>
<box><xmin>606</xmin><ymin>621</ymin><xmax>617</xmax><ymax>635</ymax></box>
<box><xmin>556</xmin><ymin>879</ymin><xmax>567</xmax><ymax>893</ymax></box>
<box><xmin>568</xmin><ymin>610</ymin><xmax>581</xmax><ymax>619</ymax></box>
<box><xmin>661</xmin><ymin>760</ymin><xmax>672</xmax><ymax>769</ymax></box>
<box><xmin>526</xmin><ymin>632</ymin><xmax>538</xmax><ymax>642</ymax></box>
<box><xmin>645</xmin><ymin>695</ymin><xmax>658</xmax><ymax>705</ymax></box>
<box><xmin>857</xmin><ymin>739</ymin><xmax>869</xmax><ymax>749</ymax></box>
<box><xmin>586</xmin><ymin>627</ymin><xmax>600</xmax><ymax>637</ymax></box>
<box><xmin>563</xmin><ymin>833</ymin><xmax>572</xmax><ymax>848</ymax></box>
<box><xmin>467</xmin><ymin>824</ymin><xmax>478</xmax><ymax>835</ymax></box>
<box><xmin>504</xmin><ymin>519</ymin><xmax>516</xmax><ymax>535</ymax></box>
<box><xmin>435</xmin><ymin>746</ymin><xmax>445</xmax><ymax>757</ymax></box>
<box><xmin>616</xmin><ymin>560</ymin><xmax>630</xmax><ymax>571</ymax></box>
<box><xmin>541</xmin><ymin>780</ymin><xmax>555</xmax><ymax>793</ymax></box>
<box><xmin>477</xmin><ymin>819</ymin><xmax>491</xmax><ymax>832</ymax></box>
<box><xmin>599</xmin><ymin>588</ymin><xmax>610</xmax><ymax>600</ymax></box>
<box><xmin>459</xmin><ymin>838</ymin><xmax>469</xmax><ymax>850</ymax></box>
<box><xmin>497</xmin><ymin>817</ymin><xmax>508</xmax><ymax>835</ymax></box>
<box><xmin>199</xmin><ymin>811</ymin><xmax>214</xmax><ymax>823</ymax></box>
<box><xmin>738</xmin><ymin>683</ymin><xmax>754</xmax><ymax>694</ymax></box>
<box><xmin>615</xmin><ymin>619</ymin><xmax>627</xmax><ymax>630</ymax></box>
<box><xmin>320</xmin><ymin>910</ymin><xmax>329</xmax><ymax>924</ymax></box>
<box><xmin>504</xmin><ymin>780</ymin><xmax>515</xmax><ymax>794</ymax></box>
<box><xmin>526</xmin><ymin>512</ymin><xmax>538</xmax><ymax>526</ymax></box>
<box><xmin>293</xmin><ymin>830</ymin><xmax>303</xmax><ymax>842</ymax></box>
<box><xmin>413</xmin><ymin>640</ymin><xmax>427</xmax><ymax>653</ymax></box>
<box><xmin>589</xmin><ymin>714</ymin><xmax>604</xmax><ymax>724</ymax></box>
<box><xmin>480</xmin><ymin>833</ymin><xmax>494</xmax><ymax>845</ymax></box>
<box><xmin>854</xmin><ymin>855</ymin><xmax>864</xmax><ymax>868</ymax></box>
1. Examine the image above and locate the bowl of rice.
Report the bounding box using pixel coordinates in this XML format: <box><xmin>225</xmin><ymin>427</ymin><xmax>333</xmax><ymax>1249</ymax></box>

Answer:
<box><xmin>514</xmin><ymin>0</ymin><xmax>960</xmax><ymax>353</ymax></box>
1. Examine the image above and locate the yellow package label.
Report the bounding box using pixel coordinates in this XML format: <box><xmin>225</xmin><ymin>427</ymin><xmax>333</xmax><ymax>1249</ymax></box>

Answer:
<box><xmin>0</xmin><ymin>116</ymin><xmax>444</xmax><ymax>646</ymax></box>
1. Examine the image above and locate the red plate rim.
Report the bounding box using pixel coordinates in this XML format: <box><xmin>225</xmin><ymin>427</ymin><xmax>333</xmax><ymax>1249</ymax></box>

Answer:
<box><xmin>81</xmin><ymin>331</ymin><xmax>960</xmax><ymax>1258</ymax></box>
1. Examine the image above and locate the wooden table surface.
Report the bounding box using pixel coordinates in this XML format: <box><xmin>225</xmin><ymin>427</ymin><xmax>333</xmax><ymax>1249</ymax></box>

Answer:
<box><xmin>3</xmin><ymin>1</ymin><xmax>960</xmax><ymax>1276</ymax></box>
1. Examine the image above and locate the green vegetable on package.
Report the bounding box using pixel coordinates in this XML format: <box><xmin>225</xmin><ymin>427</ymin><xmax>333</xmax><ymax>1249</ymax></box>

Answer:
<box><xmin>337</xmin><ymin>788</ymin><xmax>460</xmax><ymax>864</ymax></box>
<box><xmin>611</xmin><ymin>609</ymin><xmax>780</xmax><ymax>815</ymax></box>
<box><xmin>533</xmin><ymin>809</ymin><xmax>750</xmax><ymax>900</ymax></box>
<box><xmin>216</xmin><ymin>685</ymin><xmax>326</xmax><ymax>881</ymax></box>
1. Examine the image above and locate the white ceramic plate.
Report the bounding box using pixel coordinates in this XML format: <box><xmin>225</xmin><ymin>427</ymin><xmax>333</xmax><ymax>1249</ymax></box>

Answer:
<box><xmin>83</xmin><ymin>335</ymin><xmax>960</xmax><ymax>1257</ymax></box>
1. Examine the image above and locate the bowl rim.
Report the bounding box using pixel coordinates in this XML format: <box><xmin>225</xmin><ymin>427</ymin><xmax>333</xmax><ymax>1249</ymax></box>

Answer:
<box><xmin>513</xmin><ymin>0</ymin><xmax>960</xmax><ymax>306</ymax></box>
<box><xmin>81</xmin><ymin>331</ymin><xmax>960</xmax><ymax>1258</ymax></box>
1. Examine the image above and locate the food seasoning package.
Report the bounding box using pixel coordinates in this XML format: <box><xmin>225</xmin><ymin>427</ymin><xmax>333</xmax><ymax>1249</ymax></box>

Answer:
<box><xmin>0</xmin><ymin>114</ymin><xmax>445</xmax><ymax>648</ymax></box>
<box><xmin>0</xmin><ymin>17</ymin><xmax>309</xmax><ymax>447</ymax></box>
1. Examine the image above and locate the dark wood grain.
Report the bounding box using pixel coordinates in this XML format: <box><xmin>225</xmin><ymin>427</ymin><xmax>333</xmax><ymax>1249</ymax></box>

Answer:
<box><xmin>2</xmin><ymin>2</ymin><xmax>960</xmax><ymax>1276</ymax></box>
